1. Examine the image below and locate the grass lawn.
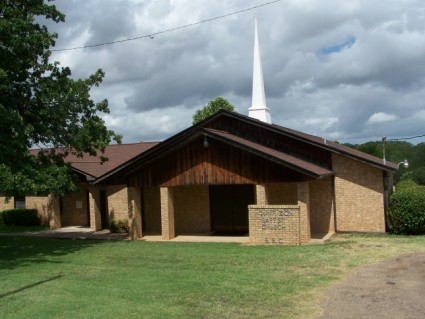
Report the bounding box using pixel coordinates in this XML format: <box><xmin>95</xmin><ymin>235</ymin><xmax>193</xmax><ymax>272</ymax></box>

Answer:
<box><xmin>0</xmin><ymin>234</ymin><xmax>424</xmax><ymax>319</ymax></box>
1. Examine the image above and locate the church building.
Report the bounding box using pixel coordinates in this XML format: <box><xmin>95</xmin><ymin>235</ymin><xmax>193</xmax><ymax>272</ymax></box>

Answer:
<box><xmin>0</xmin><ymin>20</ymin><xmax>398</xmax><ymax>245</ymax></box>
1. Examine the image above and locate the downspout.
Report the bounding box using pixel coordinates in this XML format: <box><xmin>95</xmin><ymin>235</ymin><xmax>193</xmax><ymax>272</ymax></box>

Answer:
<box><xmin>383</xmin><ymin>171</ymin><xmax>390</xmax><ymax>232</ymax></box>
<box><xmin>332</xmin><ymin>175</ymin><xmax>338</xmax><ymax>233</ymax></box>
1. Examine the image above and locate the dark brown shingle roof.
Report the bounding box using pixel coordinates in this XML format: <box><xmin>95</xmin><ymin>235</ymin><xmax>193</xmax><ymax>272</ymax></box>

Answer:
<box><xmin>31</xmin><ymin>142</ymin><xmax>159</xmax><ymax>179</ymax></box>
<box><xmin>270</xmin><ymin>124</ymin><xmax>398</xmax><ymax>171</ymax></box>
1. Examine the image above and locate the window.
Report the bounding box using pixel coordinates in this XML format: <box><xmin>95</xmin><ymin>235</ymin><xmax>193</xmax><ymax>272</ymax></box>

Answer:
<box><xmin>14</xmin><ymin>196</ymin><xmax>26</xmax><ymax>209</ymax></box>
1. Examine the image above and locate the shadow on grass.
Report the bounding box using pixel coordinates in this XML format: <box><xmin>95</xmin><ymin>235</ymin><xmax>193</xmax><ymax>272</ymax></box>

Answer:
<box><xmin>0</xmin><ymin>274</ymin><xmax>64</xmax><ymax>299</ymax></box>
<box><xmin>0</xmin><ymin>236</ymin><xmax>108</xmax><ymax>270</ymax></box>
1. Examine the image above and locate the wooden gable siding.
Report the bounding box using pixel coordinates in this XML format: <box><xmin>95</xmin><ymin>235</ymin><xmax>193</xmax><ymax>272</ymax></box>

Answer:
<box><xmin>205</xmin><ymin>116</ymin><xmax>332</xmax><ymax>169</ymax></box>
<box><xmin>128</xmin><ymin>137</ymin><xmax>310</xmax><ymax>187</ymax></box>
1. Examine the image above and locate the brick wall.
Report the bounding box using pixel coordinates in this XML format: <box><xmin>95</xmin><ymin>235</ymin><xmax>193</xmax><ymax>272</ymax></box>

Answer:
<box><xmin>142</xmin><ymin>187</ymin><xmax>161</xmax><ymax>234</ymax></box>
<box><xmin>333</xmin><ymin>154</ymin><xmax>386</xmax><ymax>232</ymax></box>
<box><xmin>297</xmin><ymin>182</ymin><xmax>311</xmax><ymax>243</ymax></box>
<box><xmin>0</xmin><ymin>196</ymin><xmax>14</xmax><ymax>211</ymax></box>
<box><xmin>265</xmin><ymin>183</ymin><xmax>298</xmax><ymax>205</ymax></box>
<box><xmin>309</xmin><ymin>177</ymin><xmax>334</xmax><ymax>234</ymax></box>
<box><xmin>61</xmin><ymin>187</ymin><xmax>89</xmax><ymax>227</ymax></box>
<box><xmin>249</xmin><ymin>205</ymin><xmax>300</xmax><ymax>245</ymax></box>
<box><xmin>107</xmin><ymin>185</ymin><xmax>128</xmax><ymax>223</ymax></box>
<box><xmin>128</xmin><ymin>186</ymin><xmax>142</xmax><ymax>239</ymax></box>
<box><xmin>26</xmin><ymin>195</ymin><xmax>60</xmax><ymax>228</ymax></box>
<box><xmin>160</xmin><ymin>187</ymin><xmax>175</xmax><ymax>240</ymax></box>
<box><xmin>173</xmin><ymin>185</ymin><xmax>210</xmax><ymax>234</ymax></box>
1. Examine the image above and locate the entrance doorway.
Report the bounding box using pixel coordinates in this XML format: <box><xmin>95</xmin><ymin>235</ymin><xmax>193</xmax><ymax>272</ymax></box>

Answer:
<box><xmin>100</xmin><ymin>190</ymin><xmax>108</xmax><ymax>229</ymax></box>
<box><xmin>209</xmin><ymin>185</ymin><xmax>255</xmax><ymax>234</ymax></box>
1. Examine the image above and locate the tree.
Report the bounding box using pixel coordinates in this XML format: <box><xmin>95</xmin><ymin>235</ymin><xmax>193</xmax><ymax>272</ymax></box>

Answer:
<box><xmin>0</xmin><ymin>1</ymin><xmax>121</xmax><ymax>198</ymax></box>
<box><xmin>192</xmin><ymin>97</ymin><xmax>235</xmax><ymax>125</ymax></box>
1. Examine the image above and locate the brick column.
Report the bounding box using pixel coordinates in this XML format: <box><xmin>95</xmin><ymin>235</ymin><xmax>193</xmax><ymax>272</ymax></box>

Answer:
<box><xmin>297</xmin><ymin>182</ymin><xmax>311</xmax><ymax>244</ymax></box>
<box><xmin>255</xmin><ymin>184</ymin><xmax>267</xmax><ymax>205</ymax></box>
<box><xmin>48</xmin><ymin>194</ymin><xmax>61</xmax><ymax>229</ymax></box>
<box><xmin>128</xmin><ymin>187</ymin><xmax>142</xmax><ymax>240</ymax></box>
<box><xmin>89</xmin><ymin>187</ymin><xmax>102</xmax><ymax>231</ymax></box>
<box><xmin>160</xmin><ymin>187</ymin><xmax>175</xmax><ymax>240</ymax></box>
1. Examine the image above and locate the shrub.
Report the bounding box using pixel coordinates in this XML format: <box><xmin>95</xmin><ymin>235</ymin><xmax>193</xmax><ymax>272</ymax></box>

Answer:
<box><xmin>401</xmin><ymin>167</ymin><xmax>425</xmax><ymax>186</ymax></box>
<box><xmin>0</xmin><ymin>209</ymin><xmax>40</xmax><ymax>226</ymax></box>
<box><xmin>110</xmin><ymin>219</ymin><xmax>129</xmax><ymax>234</ymax></box>
<box><xmin>388</xmin><ymin>181</ymin><xmax>425</xmax><ymax>234</ymax></box>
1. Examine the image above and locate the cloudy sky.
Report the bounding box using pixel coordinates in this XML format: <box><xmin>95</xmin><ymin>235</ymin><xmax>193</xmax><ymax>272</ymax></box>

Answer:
<box><xmin>45</xmin><ymin>0</ymin><xmax>425</xmax><ymax>144</ymax></box>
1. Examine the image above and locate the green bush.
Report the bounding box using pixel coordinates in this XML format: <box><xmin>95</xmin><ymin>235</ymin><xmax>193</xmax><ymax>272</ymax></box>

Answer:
<box><xmin>0</xmin><ymin>209</ymin><xmax>40</xmax><ymax>226</ymax></box>
<box><xmin>388</xmin><ymin>181</ymin><xmax>425</xmax><ymax>234</ymax></box>
<box><xmin>110</xmin><ymin>219</ymin><xmax>129</xmax><ymax>234</ymax></box>
<box><xmin>401</xmin><ymin>167</ymin><xmax>425</xmax><ymax>186</ymax></box>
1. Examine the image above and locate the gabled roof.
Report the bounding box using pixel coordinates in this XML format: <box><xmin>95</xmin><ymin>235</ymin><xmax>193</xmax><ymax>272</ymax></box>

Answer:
<box><xmin>31</xmin><ymin>142</ymin><xmax>159</xmax><ymax>180</ymax></box>
<box><xmin>270</xmin><ymin>124</ymin><xmax>398</xmax><ymax>172</ymax></box>
<box><xmin>203</xmin><ymin>128</ymin><xmax>333</xmax><ymax>178</ymax></box>
<box><xmin>206</xmin><ymin>110</ymin><xmax>398</xmax><ymax>172</ymax></box>
<box><xmin>95</xmin><ymin>110</ymin><xmax>397</xmax><ymax>185</ymax></box>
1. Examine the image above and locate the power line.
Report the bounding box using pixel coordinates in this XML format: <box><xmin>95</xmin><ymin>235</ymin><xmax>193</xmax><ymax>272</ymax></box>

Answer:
<box><xmin>389</xmin><ymin>134</ymin><xmax>425</xmax><ymax>141</ymax></box>
<box><xmin>52</xmin><ymin>0</ymin><xmax>281</xmax><ymax>52</ymax></box>
<box><xmin>329</xmin><ymin>133</ymin><xmax>425</xmax><ymax>144</ymax></box>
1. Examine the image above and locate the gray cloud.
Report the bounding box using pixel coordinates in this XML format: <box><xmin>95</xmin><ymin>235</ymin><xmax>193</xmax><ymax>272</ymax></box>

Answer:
<box><xmin>46</xmin><ymin>0</ymin><xmax>425</xmax><ymax>144</ymax></box>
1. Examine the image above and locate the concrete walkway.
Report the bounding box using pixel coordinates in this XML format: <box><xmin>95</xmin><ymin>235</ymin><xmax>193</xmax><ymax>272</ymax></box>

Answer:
<box><xmin>0</xmin><ymin>227</ymin><xmax>332</xmax><ymax>244</ymax></box>
<box><xmin>0</xmin><ymin>226</ymin><xmax>128</xmax><ymax>240</ymax></box>
<box><xmin>142</xmin><ymin>234</ymin><xmax>250</xmax><ymax>243</ymax></box>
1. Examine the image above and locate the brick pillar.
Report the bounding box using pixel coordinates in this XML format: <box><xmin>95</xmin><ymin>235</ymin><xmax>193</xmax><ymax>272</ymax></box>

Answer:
<box><xmin>128</xmin><ymin>187</ymin><xmax>142</xmax><ymax>240</ymax></box>
<box><xmin>297</xmin><ymin>182</ymin><xmax>311</xmax><ymax>244</ymax></box>
<box><xmin>255</xmin><ymin>184</ymin><xmax>267</xmax><ymax>205</ymax></box>
<box><xmin>48</xmin><ymin>194</ymin><xmax>61</xmax><ymax>229</ymax></box>
<box><xmin>160</xmin><ymin>187</ymin><xmax>175</xmax><ymax>240</ymax></box>
<box><xmin>89</xmin><ymin>187</ymin><xmax>102</xmax><ymax>231</ymax></box>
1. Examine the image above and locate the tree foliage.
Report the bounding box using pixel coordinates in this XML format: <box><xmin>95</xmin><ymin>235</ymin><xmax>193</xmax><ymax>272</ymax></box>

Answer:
<box><xmin>0</xmin><ymin>0</ymin><xmax>121</xmax><ymax>197</ymax></box>
<box><xmin>344</xmin><ymin>141</ymin><xmax>425</xmax><ymax>185</ymax></box>
<box><xmin>192</xmin><ymin>97</ymin><xmax>235</xmax><ymax>125</ymax></box>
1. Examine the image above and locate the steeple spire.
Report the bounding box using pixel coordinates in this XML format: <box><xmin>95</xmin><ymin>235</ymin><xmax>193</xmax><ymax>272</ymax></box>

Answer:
<box><xmin>248</xmin><ymin>18</ymin><xmax>271</xmax><ymax>124</ymax></box>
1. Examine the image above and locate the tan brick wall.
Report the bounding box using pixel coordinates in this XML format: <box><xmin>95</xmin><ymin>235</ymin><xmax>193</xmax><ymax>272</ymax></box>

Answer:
<box><xmin>0</xmin><ymin>196</ymin><xmax>14</xmax><ymax>211</ymax></box>
<box><xmin>26</xmin><ymin>195</ymin><xmax>60</xmax><ymax>228</ymax></box>
<box><xmin>255</xmin><ymin>185</ymin><xmax>267</xmax><ymax>205</ymax></box>
<box><xmin>142</xmin><ymin>187</ymin><xmax>161</xmax><ymax>234</ymax></box>
<box><xmin>107</xmin><ymin>185</ymin><xmax>128</xmax><ymax>223</ymax></box>
<box><xmin>89</xmin><ymin>186</ymin><xmax>102</xmax><ymax>231</ymax></box>
<box><xmin>128</xmin><ymin>186</ymin><xmax>142</xmax><ymax>239</ymax></box>
<box><xmin>174</xmin><ymin>185</ymin><xmax>210</xmax><ymax>234</ymax></box>
<box><xmin>309</xmin><ymin>177</ymin><xmax>335</xmax><ymax>234</ymax></box>
<box><xmin>160</xmin><ymin>187</ymin><xmax>175</xmax><ymax>240</ymax></box>
<box><xmin>265</xmin><ymin>183</ymin><xmax>298</xmax><ymax>205</ymax></box>
<box><xmin>61</xmin><ymin>187</ymin><xmax>89</xmax><ymax>227</ymax></box>
<box><xmin>249</xmin><ymin>205</ymin><xmax>300</xmax><ymax>245</ymax></box>
<box><xmin>333</xmin><ymin>154</ymin><xmax>385</xmax><ymax>232</ymax></box>
<box><xmin>297</xmin><ymin>182</ymin><xmax>311</xmax><ymax>244</ymax></box>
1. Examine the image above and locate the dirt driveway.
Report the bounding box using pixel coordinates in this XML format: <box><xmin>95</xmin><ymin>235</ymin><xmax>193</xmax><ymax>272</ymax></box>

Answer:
<box><xmin>317</xmin><ymin>251</ymin><xmax>425</xmax><ymax>319</ymax></box>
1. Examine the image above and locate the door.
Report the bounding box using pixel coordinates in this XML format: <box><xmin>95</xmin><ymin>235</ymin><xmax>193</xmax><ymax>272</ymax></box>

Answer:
<box><xmin>209</xmin><ymin>185</ymin><xmax>255</xmax><ymax>234</ymax></box>
<box><xmin>100</xmin><ymin>190</ymin><xmax>108</xmax><ymax>228</ymax></box>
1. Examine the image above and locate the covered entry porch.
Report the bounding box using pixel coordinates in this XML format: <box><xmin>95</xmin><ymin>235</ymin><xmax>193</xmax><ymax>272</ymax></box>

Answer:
<box><xmin>137</xmin><ymin>177</ymin><xmax>335</xmax><ymax>245</ymax></box>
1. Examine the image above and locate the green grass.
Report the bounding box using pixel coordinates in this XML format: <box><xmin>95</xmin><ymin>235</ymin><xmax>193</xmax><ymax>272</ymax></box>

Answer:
<box><xmin>0</xmin><ymin>234</ymin><xmax>424</xmax><ymax>319</ymax></box>
<box><xmin>0</xmin><ymin>225</ymin><xmax>49</xmax><ymax>233</ymax></box>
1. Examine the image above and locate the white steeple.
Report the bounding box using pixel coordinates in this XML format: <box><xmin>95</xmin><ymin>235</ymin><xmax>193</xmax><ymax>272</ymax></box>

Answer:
<box><xmin>248</xmin><ymin>18</ymin><xmax>271</xmax><ymax>124</ymax></box>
